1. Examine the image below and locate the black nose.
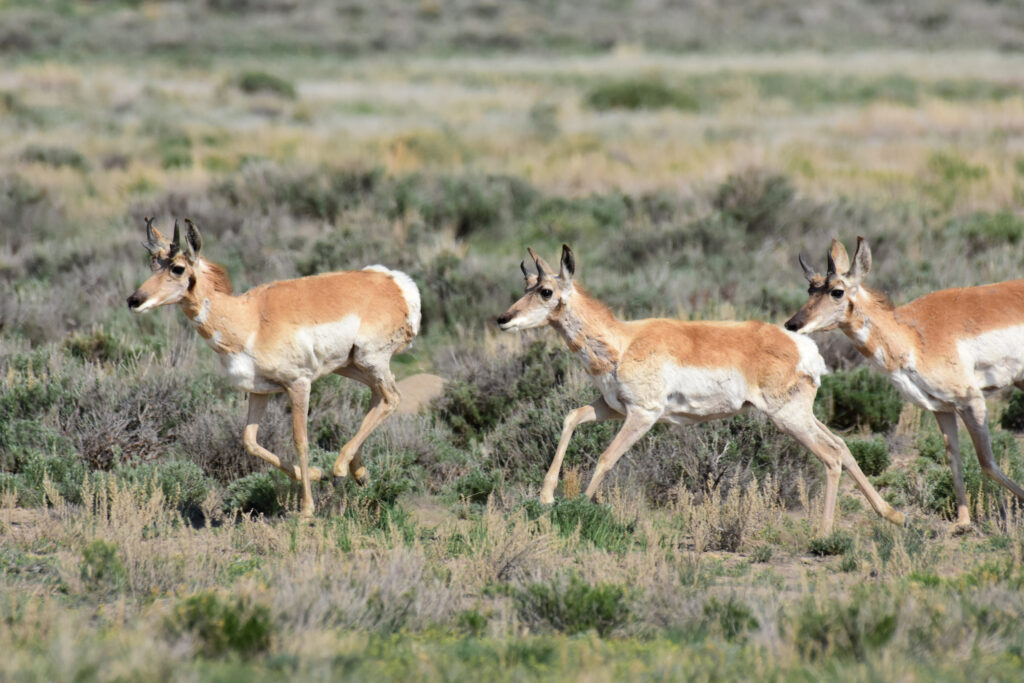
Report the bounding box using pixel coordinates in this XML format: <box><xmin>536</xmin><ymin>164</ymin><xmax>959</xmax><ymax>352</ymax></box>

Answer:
<box><xmin>127</xmin><ymin>293</ymin><xmax>142</xmax><ymax>309</ymax></box>
<box><xmin>784</xmin><ymin>319</ymin><xmax>799</xmax><ymax>332</ymax></box>
<box><xmin>496</xmin><ymin>313</ymin><xmax>511</xmax><ymax>326</ymax></box>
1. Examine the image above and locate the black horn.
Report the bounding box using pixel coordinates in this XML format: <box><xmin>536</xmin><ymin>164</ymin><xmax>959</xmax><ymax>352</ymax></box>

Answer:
<box><xmin>798</xmin><ymin>252</ymin><xmax>816</xmax><ymax>282</ymax></box>
<box><xmin>169</xmin><ymin>219</ymin><xmax>181</xmax><ymax>257</ymax></box>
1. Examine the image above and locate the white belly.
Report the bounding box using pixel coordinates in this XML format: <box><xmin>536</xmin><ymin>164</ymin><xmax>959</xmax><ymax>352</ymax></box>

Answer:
<box><xmin>292</xmin><ymin>315</ymin><xmax>362</xmax><ymax>379</ymax></box>
<box><xmin>590</xmin><ymin>371</ymin><xmax>625</xmax><ymax>413</ymax></box>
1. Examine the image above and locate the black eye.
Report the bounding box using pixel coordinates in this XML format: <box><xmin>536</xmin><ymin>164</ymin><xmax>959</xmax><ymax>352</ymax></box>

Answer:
<box><xmin>171</xmin><ymin>265</ymin><xmax>186</xmax><ymax>276</ymax></box>
<box><xmin>830</xmin><ymin>289</ymin><xmax>844</xmax><ymax>299</ymax></box>
<box><xmin>539</xmin><ymin>288</ymin><xmax>553</xmax><ymax>300</ymax></box>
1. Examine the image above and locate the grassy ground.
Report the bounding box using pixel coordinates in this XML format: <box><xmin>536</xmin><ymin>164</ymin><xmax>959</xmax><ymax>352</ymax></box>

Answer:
<box><xmin>4</xmin><ymin>2</ymin><xmax>1024</xmax><ymax>680</ymax></box>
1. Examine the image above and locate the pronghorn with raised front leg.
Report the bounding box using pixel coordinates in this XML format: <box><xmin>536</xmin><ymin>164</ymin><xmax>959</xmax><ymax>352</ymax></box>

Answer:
<box><xmin>126</xmin><ymin>218</ymin><xmax>420</xmax><ymax>518</ymax></box>
<box><xmin>495</xmin><ymin>245</ymin><xmax>904</xmax><ymax>534</ymax></box>
<box><xmin>785</xmin><ymin>237</ymin><xmax>1024</xmax><ymax>532</ymax></box>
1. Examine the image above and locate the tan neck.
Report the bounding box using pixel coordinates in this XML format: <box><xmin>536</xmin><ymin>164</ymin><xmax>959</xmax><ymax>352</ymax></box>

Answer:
<box><xmin>840</xmin><ymin>288</ymin><xmax>913</xmax><ymax>372</ymax></box>
<box><xmin>179</xmin><ymin>262</ymin><xmax>250</xmax><ymax>354</ymax></box>
<box><xmin>550</xmin><ymin>286</ymin><xmax>626</xmax><ymax>375</ymax></box>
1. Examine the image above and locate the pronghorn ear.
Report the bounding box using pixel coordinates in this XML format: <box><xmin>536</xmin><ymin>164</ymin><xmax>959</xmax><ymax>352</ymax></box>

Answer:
<box><xmin>828</xmin><ymin>238</ymin><xmax>851</xmax><ymax>275</ymax></box>
<box><xmin>559</xmin><ymin>244</ymin><xmax>575</xmax><ymax>280</ymax></box>
<box><xmin>183</xmin><ymin>218</ymin><xmax>203</xmax><ymax>261</ymax></box>
<box><xmin>847</xmin><ymin>236</ymin><xmax>871</xmax><ymax>283</ymax></box>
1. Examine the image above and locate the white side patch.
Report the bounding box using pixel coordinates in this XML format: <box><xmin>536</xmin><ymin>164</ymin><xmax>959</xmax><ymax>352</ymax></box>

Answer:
<box><xmin>660</xmin><ymin>363</ymin><xmax>748</xmax><ymax>418</ymax></box>
<box><xmin>590</xmin><ymin>372</ymin><xmax>625</xmax><ymax>413</ymax></box>
<box><xmin>293</xmin><ymin>315</ymin><xmax>362</xmax><ymax>372</ymax></box>
<box><xmin>957</xmin><ymin>324</ymin><xmax>1024</xmax><ymax>390</ymax></box>
<box><xmin>191</xmin><ymin>297</ymin><xmax>211</xmax><ymax>327</ymax></box>
<box><xmin>782</xmin><ymin>328</ymin><xmax>827</xmax><ymax>387</ymax></box>
<box><xmin>364</xmin><ymin>265</ymin><xmax>422</xmax><ymax>336</ymax></box>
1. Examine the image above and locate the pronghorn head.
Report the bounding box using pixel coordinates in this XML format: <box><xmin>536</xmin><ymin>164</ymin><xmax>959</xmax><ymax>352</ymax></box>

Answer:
<box><xmin>126</xmin><ymin>217</ymin><xmax>204</xmax><ymax>312</ymax></box>
<box><xmin>496</xmin><ymin>244</ymin><xmax>575</xmax><ymax>332</ymax></box>
<box><xmin>784</xmin><ymin>237</ymin><xmax>872</xmax><ymax>334</ymax></box>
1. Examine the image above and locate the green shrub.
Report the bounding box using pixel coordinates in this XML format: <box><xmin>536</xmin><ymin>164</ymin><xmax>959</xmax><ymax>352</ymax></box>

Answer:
<box><xmin>815</xmin><ymin>368</ymin><xmax>903</xmax><ymax>433</ymax></box>
<box><xmin>165</xmin><ymin>592</ymin><xmax>274</xmax><ymax>657</ymax></box>
<box><xmin>1001</xmin><ymin>390</ymin><xmax>1024</xmax><ymax>431</ymax></box>
<box><xmin>703</xmin><ymin>596</ymin><xmax>759</xmax><ymax>642</ymax></box>
<box><xmin>113</xmin><ymin>460</ymin><xmax>215</xmax><ymax>520</ymax></box>
<box><xmin>751</xmin><ymin>545</ymin><xmax>774</xmax><ymax>563</ymax></box>
<box><xmin>584</xmin><ymin>78</ymin><xmax>698</xmax><ymax>111</ymax></box>
<box><xmin>951</xmin><ymin>211</ymin><xmax>1024</xmax><ymax>253</ymax></box>
<box><xmin>712</xmin><ymin>169</ymin><xmax>796</xmax><ymax>235</ymax></box>
<box><xmin>235</xmin><ymin>71</ymin><xmax>297</xmax><ymax>98</ymax></box>
<box><xmin>451</xmin><ymin>468</ymin><xmax>498</xmax><ymax>505</ymax></box>
<box><xmin>522</xmin><ymin>496</ymin><xmax>636</xmax><ymax>553</ymax></box>
<box><xmin>846</xmin><ymin>437</ymin><xmax>891</xmax><ymax>476</ymax></box>
<box><xmin>155</xmin><ymin>129</ymin><xmax>192</xmax><ymax>170</ymax></box>
<box><xmin>20</xmin><ymin>144</ymin><xmax>89</xmax><ymax>172</ymax></box>
<box><xmin>80</xmin><ymin>539</ymin><xmax>127</xmax><ymax>593</ymax></box>
<box><xmin>514</xmin><ymin>573</ymin><xmax>631</xmax><ymax>637</ymax></box>
<box><xmin>794</xmin><ymin>593</ymin><xmax>898</xmax><ymax>662</ymax></box>
<box><xmin>808</xmin><ymin>531</ymin><xmax>853</xmax><ymax>557</ymax></box>
<box><xmin>225</xmin><ymin>472</ymin><xmax>283</xmax><ymax>516</ymax></box>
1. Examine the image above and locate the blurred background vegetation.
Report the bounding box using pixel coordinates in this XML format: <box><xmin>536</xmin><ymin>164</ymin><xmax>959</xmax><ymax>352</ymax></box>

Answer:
<box><xmin>3</xmin><ymin>1</ymin><xmax>1024</xmax><ymax>679</ymax></box>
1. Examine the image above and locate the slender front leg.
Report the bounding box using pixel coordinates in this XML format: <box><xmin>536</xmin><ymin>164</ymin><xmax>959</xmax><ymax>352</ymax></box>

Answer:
<box><xmin>542</xmin><ymin>397</ymin><xmax>621</xmax><ymax>504</ymax></box>
<box><xmin>934</xmin><ymin>411</ymin><xmax>971</xmax><ymax>531</ymax></box>
<box><xmin>958</xmin><ymin>397</ymin><xmax>1024</xmax><ymax>502</ymax></box>
<box><xmin>243</xmin><ymin>392</ymin><xmax>323</xmax><ymax>483</ymax></box>
<box><xmin>287</xmin><ymin>378</ymin><xmax>315</xmax><ymax>518</ymax></box>
<box><xmin>583</xmin><ymin>407</ymin><xmax>658</xmax><ymax>500</ymax></box>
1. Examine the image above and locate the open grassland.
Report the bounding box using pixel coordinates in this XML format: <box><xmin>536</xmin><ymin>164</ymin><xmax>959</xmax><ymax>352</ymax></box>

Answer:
<box><xmin>4</xmin><ymin>3</ymin><xmax>1024</xmax><ymax>678</ymax></box>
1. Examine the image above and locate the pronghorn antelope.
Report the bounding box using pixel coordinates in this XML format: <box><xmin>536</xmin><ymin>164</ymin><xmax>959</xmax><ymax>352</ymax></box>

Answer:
<box><xmin>496</xmin><ymin>245</ymin><xmax>904</xmax><ymax>533</ymax></box>
<box><xmin>127</xmin><ymin>218</ymin><xmax>420</xmax><ymax>518</ymax></box>
<box><xmin>785</xmin><ymin>237</ymin><xmax>1024</xmax><ymax>530</ymax></box>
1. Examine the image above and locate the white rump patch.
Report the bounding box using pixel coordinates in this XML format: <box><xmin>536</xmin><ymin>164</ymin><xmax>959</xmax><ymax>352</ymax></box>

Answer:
<box><xmin>364</xmin><ymin>265</ymin><xmax>422</xmax><ymax>335</ymax></box>
<box><xmin>782</xmin><ymin>328</ymin><xmax>827</xmax><ymax>387</ymax></box>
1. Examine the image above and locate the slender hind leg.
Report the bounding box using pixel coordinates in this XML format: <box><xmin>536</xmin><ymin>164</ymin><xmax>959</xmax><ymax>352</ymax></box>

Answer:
<box><xmin>331</xmin><ymin>364</ymin><xmax>401</xmax><ymax>487</ymax></box>
<box><xmin>242</xmin><ymin>392</ymin><xmax>323</xmax><ymax>484</ymax></box>
<box><xmin>541</xmin><ymin>397</ymin><xmax>621</xmax><ymax>504</ymax></box>
<box><xmin>934</xmin><ymin>411</ymin><xmax>971</xmax><ymax>531</ymax></box>
<box><xmin>768</xmin><ymin>391</ymin><xmax>903</xmax><ymax>534</ymax></box>
<box><xmin>958</xmin><ymin>396</ymin><xmax>1024</xmax><ymax>502</ymax></box>
<box><xmin>582</xmin><ymin>407</ymin><xmax>658</xmax><ymax>500</ymax></box>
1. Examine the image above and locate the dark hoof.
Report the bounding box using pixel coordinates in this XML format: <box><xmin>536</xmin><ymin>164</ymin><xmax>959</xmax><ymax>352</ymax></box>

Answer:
<box><xmin>355</xmin><ymin>473</ymin><xmax>369</xmax><ymax>488</ymax></box>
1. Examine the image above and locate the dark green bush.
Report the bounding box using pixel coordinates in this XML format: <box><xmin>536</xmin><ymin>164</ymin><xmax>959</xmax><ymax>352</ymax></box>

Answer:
<box><xmin>513</xmin><ymin>573</ymin><xmax>631</xmax><ymax>637</ymax></box>
<box><xmin>794</xmin><ymin>593</ymin><xmax>898</xmax><ymax>662</ymax></box>
<box><xmin>225</xmin><ymin>472</ymin><xmax>283</xmax><ymax>517</ymax></box>
<box><xmin>712</xmin><ymin>169</ymin><xmax>796</xmax><ymax>235</ymax></box>
<box><xmin>80</xmin><ymin>539</ymin><xmax>127</xmax><ymax>593</ymax></box>
<box><xmin>165</xmin><ymin>592</ymin><xmax>274</xmax><ymax>657</ymax></box>
<box><xmin>584</xmin><ymin>78</ymin><xmax>698</xmax><ymax>111</ymax></box>
<box><xmin>1000</xmin><ymin>390</ymin><xmax>1024</xmax><ymax>431</ymax></box>
<box><xmin>846</xmin><ymin>437</ymin><xmax>891</xmax><ymax>476</ymax></box>
<box><xmin>112</xmin><ymin>460</ymin><xmax>216</xmax><ymax>519</ymax></box>
<box><xmin>703</xmin><ymin>596</ymin><xmax>759</xmax><ymax>642</ymax></box>
<box><xmin>950</xmin><ymin>211</ymin><xmax>1024</xmax><ymax>253</ymax></box>
<box><xmin>815</xmin><ymin>368</ymin><xmax>903</xmax><ymax>433</ymax></box>
<box><xmin>808</xmin><ymin>531</ymin><xmax>853</xmax><ymax>557</ymax></box>
<box><xmin>451</xmin><ymin>468</ymin><xmax>498</xmax><ymax>505</ymax></box>
<box><xmin>20</xmin><ymin>144</ymin><xmax>89</xmax><ymax>171</ymax></box>
<box><xmin>235</xmin><ymin>71</ymin><xmax>297</xmax><ymax>99</ymax></box>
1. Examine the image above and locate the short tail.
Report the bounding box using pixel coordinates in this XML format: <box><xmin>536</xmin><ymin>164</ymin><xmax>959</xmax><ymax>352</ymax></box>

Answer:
<box><xmin>363</xmin><ymin>265</ymin><xmax>422</xmax><ymax>336</ymax></box>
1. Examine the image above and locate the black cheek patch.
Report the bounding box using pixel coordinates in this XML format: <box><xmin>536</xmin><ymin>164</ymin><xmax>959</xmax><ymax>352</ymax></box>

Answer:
<box><xmin>188</xmin><ymin>274</ymin><xmax>197</xmax><ymax>292</ymax></box>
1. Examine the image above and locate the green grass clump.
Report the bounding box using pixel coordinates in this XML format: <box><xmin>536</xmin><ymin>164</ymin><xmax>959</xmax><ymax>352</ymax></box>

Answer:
<box><xmin>950</xmin><ymin>210</ymin><xmax>1024</xmax><ymax>252</ymax></box>
<box><xmin>225</xmin><ymin>472</ymin><xmax>283</xmax><ymax>517</ymax></box>
<box><xmin>80</xmin><ymin>539</ymin><xmax>127</xmax><ymax>594</ymax></box>
<box><xmin>794</xmin><ymin>593</ymin><xmax>897</xmax><ymax>662</ymax></box>
<box><xmin>235</xmin><ymin>71</ymin><xmax>297</xmax><ymax>99</ymax></box>
<box><xmin>523</xmin><ymin>497</ymin><xmax>636</xmax><ymax>553</ymax></box>
<box><xmin>809</xmin><ymin>531</ymin><xmax>854</xmax><ymax>557</ymax></box>
<box><xmin>846</xmin><ymin>438</ymin><xmax>891</xmax><ymax>477</ymax></box>
<box><xmin>815</xmin><ymin>368</ymin><xmax>902</xmax><ymax>433</ymax></box>
<box><xmin>450</xmin><ymin>468</ymin><xmax>498</xmax><ymax>505</ymax></box>
<box><xmin>513</xmin><ymin>573</ymin><xmax>631</xmax><ymax>637</ymax></box>
<box><xmin>165</xmin><ymin>592</ymin><xmax>274</xmax><ymax>657</ymax></box>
